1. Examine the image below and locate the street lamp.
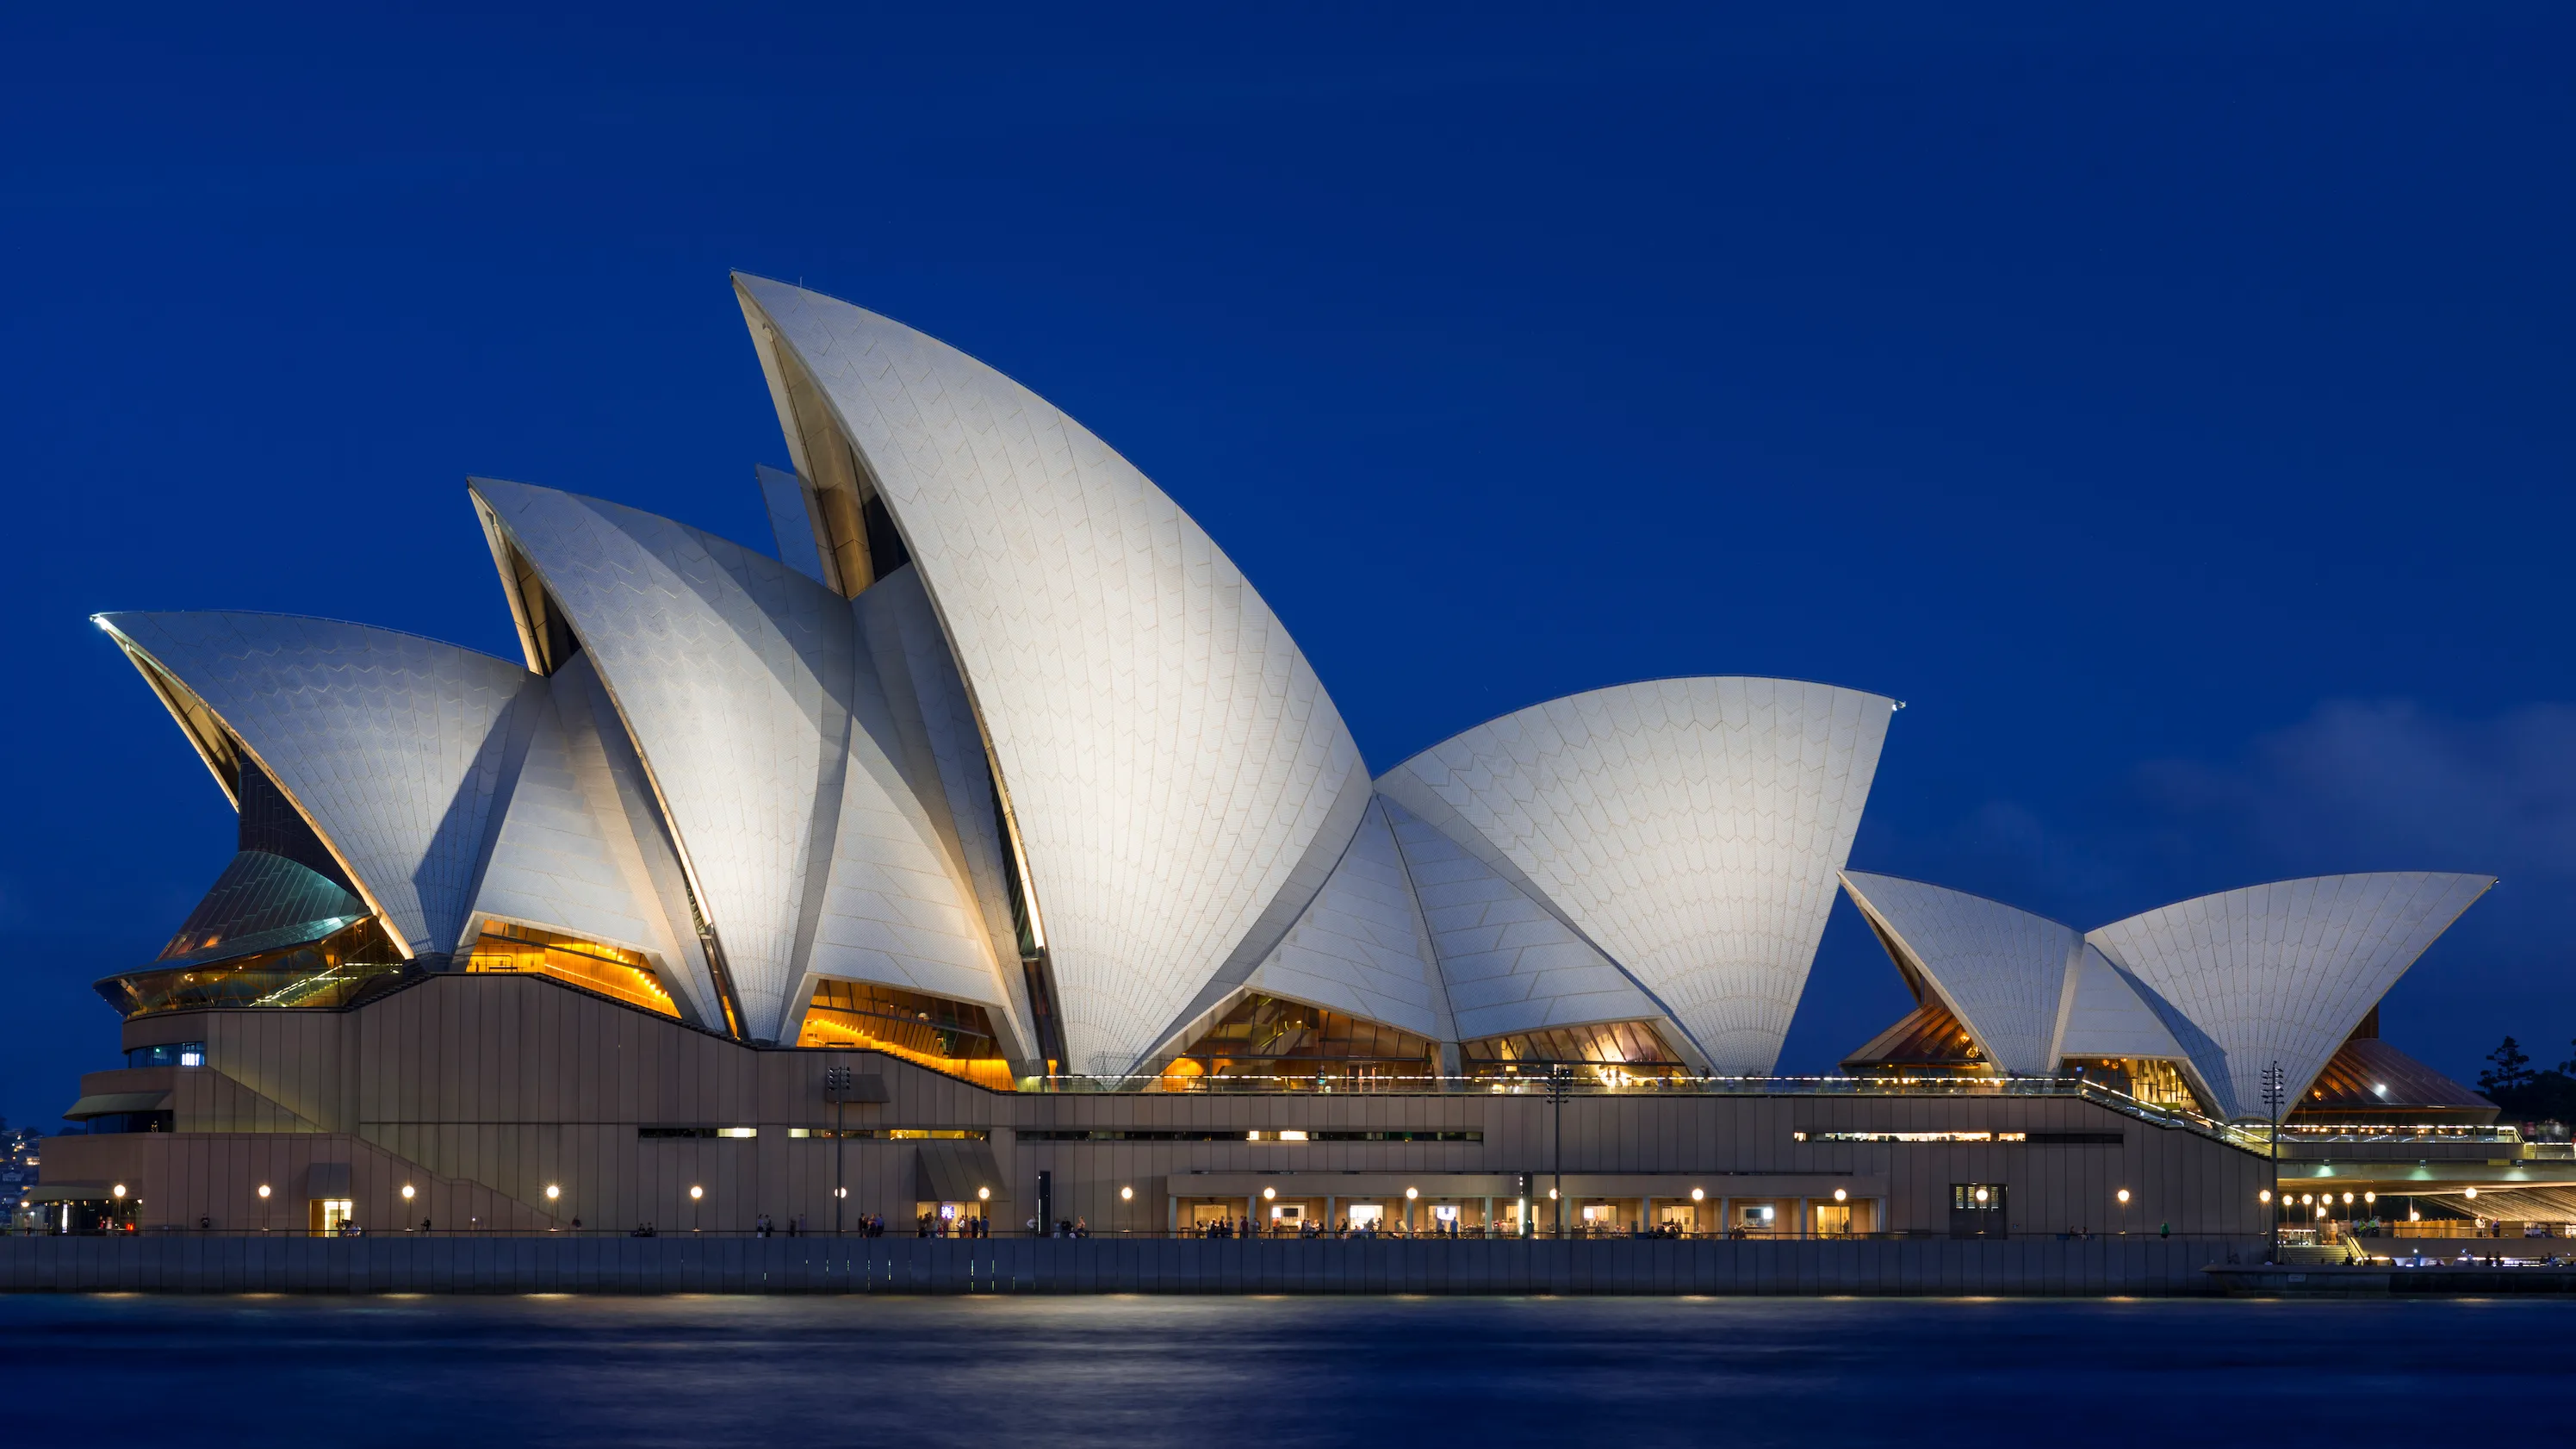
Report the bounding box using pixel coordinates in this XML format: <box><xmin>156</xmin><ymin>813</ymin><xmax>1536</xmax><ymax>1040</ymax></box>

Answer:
<box><xmin>258</xmin><ymin>1183</ymin><xmax>271</xmax><ymax>1234</ymax></box>
<box><xmin>824</xmin><ymin>1063</ymin><xmax>853</xmax><ymax>1234</ymax></box>
<box><xmin>689</xmin><ymin>1184</ymin><xmax>704</xmax><ymax>1234</ymax></box>
<box><xmin>2260</xmin><ymin>1060</ymin><xmax>2286</xmax><ymax>1261</ymax></box>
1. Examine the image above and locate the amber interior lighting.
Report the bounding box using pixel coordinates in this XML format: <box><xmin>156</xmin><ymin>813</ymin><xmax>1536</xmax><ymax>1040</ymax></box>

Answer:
<box><xmin>1161</xmin><ymin>994</ymin><xmax>1439</xmax><ymax>1090</ymax></box>
<box><xmin>798</xmin><ymin>980</ymin><xmax>1014</xmax><ymax>1089</ymax></box>
<box><xmin>1461</xmin><ymin>1020</ymin><xmax>1691</xmax><ymax>1084</ymax></box>
<box><xmin>466</xmin><ymin>921</ymin><xmax>677</xmax><ymax>1017</ymax></box>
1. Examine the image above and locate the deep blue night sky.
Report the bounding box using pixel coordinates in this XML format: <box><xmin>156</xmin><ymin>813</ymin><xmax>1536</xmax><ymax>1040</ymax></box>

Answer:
<box><xmin>3</xmin><ymin>4</ymin><xmax>2568</xmax><ymax>1126</ymax></box>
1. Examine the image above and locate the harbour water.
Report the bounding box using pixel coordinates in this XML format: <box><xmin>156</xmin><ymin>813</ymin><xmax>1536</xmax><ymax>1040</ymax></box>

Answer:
<box><xmin>6</xmin><ymin>1294</ymin><xmax>2564</xmax><ymax>1446</ymax></box>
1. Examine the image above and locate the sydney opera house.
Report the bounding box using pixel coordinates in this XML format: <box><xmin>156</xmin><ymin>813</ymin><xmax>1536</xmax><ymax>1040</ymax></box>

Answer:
<box><xmin>38</xmin><ymin>276</ymin><xmax>2540</xmax><ymax>1244</ymax></box>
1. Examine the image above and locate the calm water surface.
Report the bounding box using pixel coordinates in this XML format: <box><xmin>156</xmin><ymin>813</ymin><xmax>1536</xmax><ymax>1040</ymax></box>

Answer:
<box><xmin>4</xmin><ymin>1294</ymin><xmax>2562</xmax><ymax>1446</ymax></box>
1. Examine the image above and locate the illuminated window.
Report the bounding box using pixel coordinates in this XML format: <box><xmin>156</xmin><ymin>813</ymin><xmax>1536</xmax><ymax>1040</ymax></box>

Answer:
<box><xmin>1161</xmin><ymin>994</ymin><xmax>1440</xmax><ymax>1090</ymax></box>
<box><xmin>94</xmin><ymin>918</ymin><xmax>407</xmax><ymax>1018</ymax></box>
<box><xmin>465</xmin><ymin>921</ymin><xmax>678</xmax><ymax>1018</ymax></box>
<box><xmin>126</xmin><ymin>1042</ymin><xmax>206</xmax><ymax>1068</ymax></box>
<box><xmin>1460</xmin><ymin>1021</ymin><xmax>1691</xmax><ymax>1083</ymax></box>
<box><xmin>797</xmin><ymin>980</ymin><xmax>1014</xmax><ymax>1089</ymax></box>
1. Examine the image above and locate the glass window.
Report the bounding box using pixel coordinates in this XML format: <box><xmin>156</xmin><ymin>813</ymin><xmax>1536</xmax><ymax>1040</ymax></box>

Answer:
<box><xmin>125</xmin><ymin>1042</ymin><xmax>205</xmax><ymax>1068</ymax></box>
<box><xmin>798</xmin><ymin>980</ymin><xmax>1013</xmax><ymax>1088</ymax></box>
<box><xmin>466</xmin><ymin>921</ymin><xmax>679</xmax><ymax>1018</ymax></box>
<box><xmin>1158</xmin><ymin>994</ymin><xmax>1440</xmax><ymax>1091</ymax></box>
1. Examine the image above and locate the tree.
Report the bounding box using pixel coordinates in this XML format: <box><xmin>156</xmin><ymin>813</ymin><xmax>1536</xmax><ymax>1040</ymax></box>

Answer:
<box><xmin>2480</xmin><ymin>1036</ymin><xmax>2536</xmax><ymax>1094</ymax></box>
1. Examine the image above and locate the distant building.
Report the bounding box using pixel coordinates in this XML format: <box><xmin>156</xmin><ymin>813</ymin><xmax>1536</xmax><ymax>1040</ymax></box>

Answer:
<box><xmin>38</xmin><ymin>277</ymin><xmax>2537</xmax><ymax>1244</ymax></box>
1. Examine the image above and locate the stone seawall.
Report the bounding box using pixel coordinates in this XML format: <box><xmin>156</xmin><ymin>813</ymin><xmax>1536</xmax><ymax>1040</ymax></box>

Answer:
<box><xmin>0</xmin><ymin>1235</ymin><xmax>2260</xmax><ymax>1295</ymax></box>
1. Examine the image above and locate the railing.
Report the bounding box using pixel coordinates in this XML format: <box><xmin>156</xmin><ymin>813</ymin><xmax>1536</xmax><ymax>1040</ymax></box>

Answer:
<box><xmin>1020</xmin><ymin>1072</ymin><xmax>2268</xmax><ymax>1152</ymax></box>
<box><xmin>2271</xmin><ymin>1123</ymin><xmax>2524</xmax><ymax>1145</ymax></box>
<box><xmin>27</xmin><ymin>1223</ymin><xmax>2263</xmax><ymax>1244</ymax></box>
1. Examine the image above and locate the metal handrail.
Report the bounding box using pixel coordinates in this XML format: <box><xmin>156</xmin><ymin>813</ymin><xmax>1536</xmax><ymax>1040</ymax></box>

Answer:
<box><xmin>1015</xmin><ymin>1072</ymin><xmax>2267</xmax><ymax>1151</ymax></box>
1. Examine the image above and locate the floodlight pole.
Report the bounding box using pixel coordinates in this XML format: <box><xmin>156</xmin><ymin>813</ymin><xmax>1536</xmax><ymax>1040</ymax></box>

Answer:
<box><xmin>2260</xmin><ymin>1060</ymin><xmax>2286</xmax><ymax>1264</ymax></box>
<box><xmin>825</xmin><ymin>1063</ymin><xmax>849</xmax><ymax>1235</ymax></box>
<box><xmin>1549</xmin><ymin>1063</ymin><xmax>1571</xmax><ymax>1240</ymax></box>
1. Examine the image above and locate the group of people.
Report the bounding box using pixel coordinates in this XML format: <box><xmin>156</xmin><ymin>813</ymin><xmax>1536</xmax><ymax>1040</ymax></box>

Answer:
<box><xmin>917</xmin><ymin>1212</ymin><xmax>994</xmax><ymax>1237</ymax></box>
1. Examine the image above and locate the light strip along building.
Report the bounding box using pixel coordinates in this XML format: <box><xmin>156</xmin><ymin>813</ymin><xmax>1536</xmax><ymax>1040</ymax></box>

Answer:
<box><xmin>35</xmin><ymin>277</ymin><xmax>2532</xmax><ymax>1244</ymax></box>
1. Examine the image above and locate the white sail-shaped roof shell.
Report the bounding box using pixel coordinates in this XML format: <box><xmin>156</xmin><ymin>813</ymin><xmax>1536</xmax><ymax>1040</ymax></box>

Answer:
<box><xmin>468</xmin><ymin>651</ymin><xmax>727</xmax><ymax>1025</ymax></box>
<box><xmin>1839</xmin><ymin>871</ymin><xmax>2083</xmax><ymax>1075</ymax></box>
<box><xmin>100</xmin><ymin>611</ymin><xmax>533</xmax><ymax>960</ymax></box>
<box><xmin>735</xmin><ymin>275</ymin><xmax>1371</xmax><ymax>1076</ymax></box>
<box><xmin>469</xmin><ymin>479</ymin><xmax>1016</xmax><ymax>1046</ymax></box>
<box><xmin>1377</xmin><ymin>677</ymin><xmax>1893</xmax><ymax>1074</ymax></box>
<box><xmin>1235</xmin><ymin>797</ymin><xmax>1453</xmax><ymax>1044</ymax></box>
<box><xmin>1381</xmin><ymin>798</ymin><xmax>1675</xmax><ymax>1049</ymax></box>
<box><xmin>2056</xmin><ymin>942</ymin><xmax>2188</xmax><ymax>1064</ymax></box>
<box><xmin>2087</xmin><ymin>873</ymin><xmax>2492</xmax><ymax>1119</ymax></box>
<box><xmin>1838</xmin><ymin>871</ymin><xmax>2191</xmax><ymax>1079</ymax></box>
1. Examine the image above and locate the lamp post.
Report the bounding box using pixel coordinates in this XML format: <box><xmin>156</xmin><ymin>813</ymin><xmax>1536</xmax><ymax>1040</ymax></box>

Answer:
<box><xmin>689</xmin><ymin>1184</ymin><xmax>704</xmax><ymax>1234</ymax></box>
<box><xmin>1546</xmin><ymin>1062</ymin><xmax>1572</xmax><ymax>1240</ymax></box>
<box><xmin>824</xmin><ymin>1063</ymin><xmax>851</xmax><ymax>1235</ymax></box>
<box><xmin>2259</xmin><ymin>1060</ymin><xmax>2286</xmax><ymax>1263</ymax></box>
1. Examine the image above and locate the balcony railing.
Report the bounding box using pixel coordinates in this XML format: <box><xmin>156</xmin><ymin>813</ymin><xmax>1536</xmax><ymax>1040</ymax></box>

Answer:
<box><xmin>1020</xmin><ymin>1071</ymin><xmax>2269</xmax><ymax>1151</ymax></box>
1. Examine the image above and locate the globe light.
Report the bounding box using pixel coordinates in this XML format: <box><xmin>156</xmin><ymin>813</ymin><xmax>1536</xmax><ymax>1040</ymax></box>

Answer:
<box><xmin>1833</xmin><ymin>1188</ymin><xmax>1847</xmax><ymax>1203</ymax></box>
<box><xmin>258</xmin><ymin>1185</ymin><xmax>271</xmax><ymax>1199</ymax></box>
<box><xmin>2364</xmin><ymin>1192</ymin><xmax>2376</xmax><ymax>1205</ymax></box>
<box><xmin>2116</xmin><ymin>1189</ymin><xmax>2130</xmax><ymax>1204</ymax></box>
<box><xmin>1120</xmin><ymin>1185</ymin><xmax>1134</xmax><ymax>1202</ymax></box>
<box><xmin>401</xmin><ymin>1185</ymin><xmax>416</xmax><ymax>1201</ymax></box>
<box><xmin>1405</xmin><ymin>1187</ymin><xmax>1418</xmax><ymax>1201</ymax></box>
<box><xmin>689</xmin><ymin>1185</ymin><xmax>704</xmax><ymax>1201</ymax></box>
<box><xmin>2342</xmin><ymin>1192</ymin><xmax>2354</xmax><ymax>1205</ymax></box>
<box><xmin>978</xmin><ymin>1186</ymin><xmax>990</xmax><ymax>1202</ymax></box>
<box><xmin>1691</xmin><ymin>1188</ymin><xmax>1706</xmax><ymax>1203</ymax></box>
<box><xmin>545</xmin><ymin>1184</ymin><xmax>562</xmax><ymax>1201</ymax></box>
<box><xmin>2463</xmin><ymin>1186</ymin><xmax>2480</xmax><ymax>1200</ymax></box>
<box><xmin>1974</xmin><ymin>1188</ymin><xmax>1989</xmax><ymax>1203</ymax></box>
<box><xmin>2259</xmin><ymin>1190</ymin><xmax>2272</xmax><ymax>1203</ymax></box>
<box><xmin>111</xmin><ymin>1185</ymin><xmax>126</xmax><ymax>1200</ymax></box>
<box><xmin>835</xmin><ymin>1186</ymin><xmax>847</xmax><ymax>1198</ymax></box>
<box><xmin>1548</xmin><ymin>1188</ymin><xmax>1560</xmax><ymax>1201</ymax></box>
<box><xmin>1263</xmin><ymin>1186</ymin><xmax>1276</xmax><ymax>1201</ymax></box>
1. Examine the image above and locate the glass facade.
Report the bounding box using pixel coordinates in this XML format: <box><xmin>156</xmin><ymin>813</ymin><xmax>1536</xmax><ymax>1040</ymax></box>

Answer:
<box><xmin>126</xmin><ymin>1042</ymin><xmax>205</xmax><ymax>1068</ymax></box>
<box><xmin>465</xmin><ymin>921</ymin><xmax>679</xmax><ymax>1017</ymax></box>
<box><xmin>2063</xmin><ymin>1057</ymin><xmax>2203</xmax><ymax>1113</ymax></box>
<box><xmin>1459</xmin><ymin>1020</ymin><xmax>1689</xmax><ymax>1084</ymax></box>
<box><xmin>94</xmin><ymin>917</ymin><xmax>410</xmax><ymax>1017</ymax></box>
<box><xmin>797</xmin><ymin>980</ymin><xmax>1014</xmax><ymax>1089</ymax></box>
<box><xmin>1158</xmin><ymin>994</ymin><xmax>1439</xmax><ymax>1090</ymax></box>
